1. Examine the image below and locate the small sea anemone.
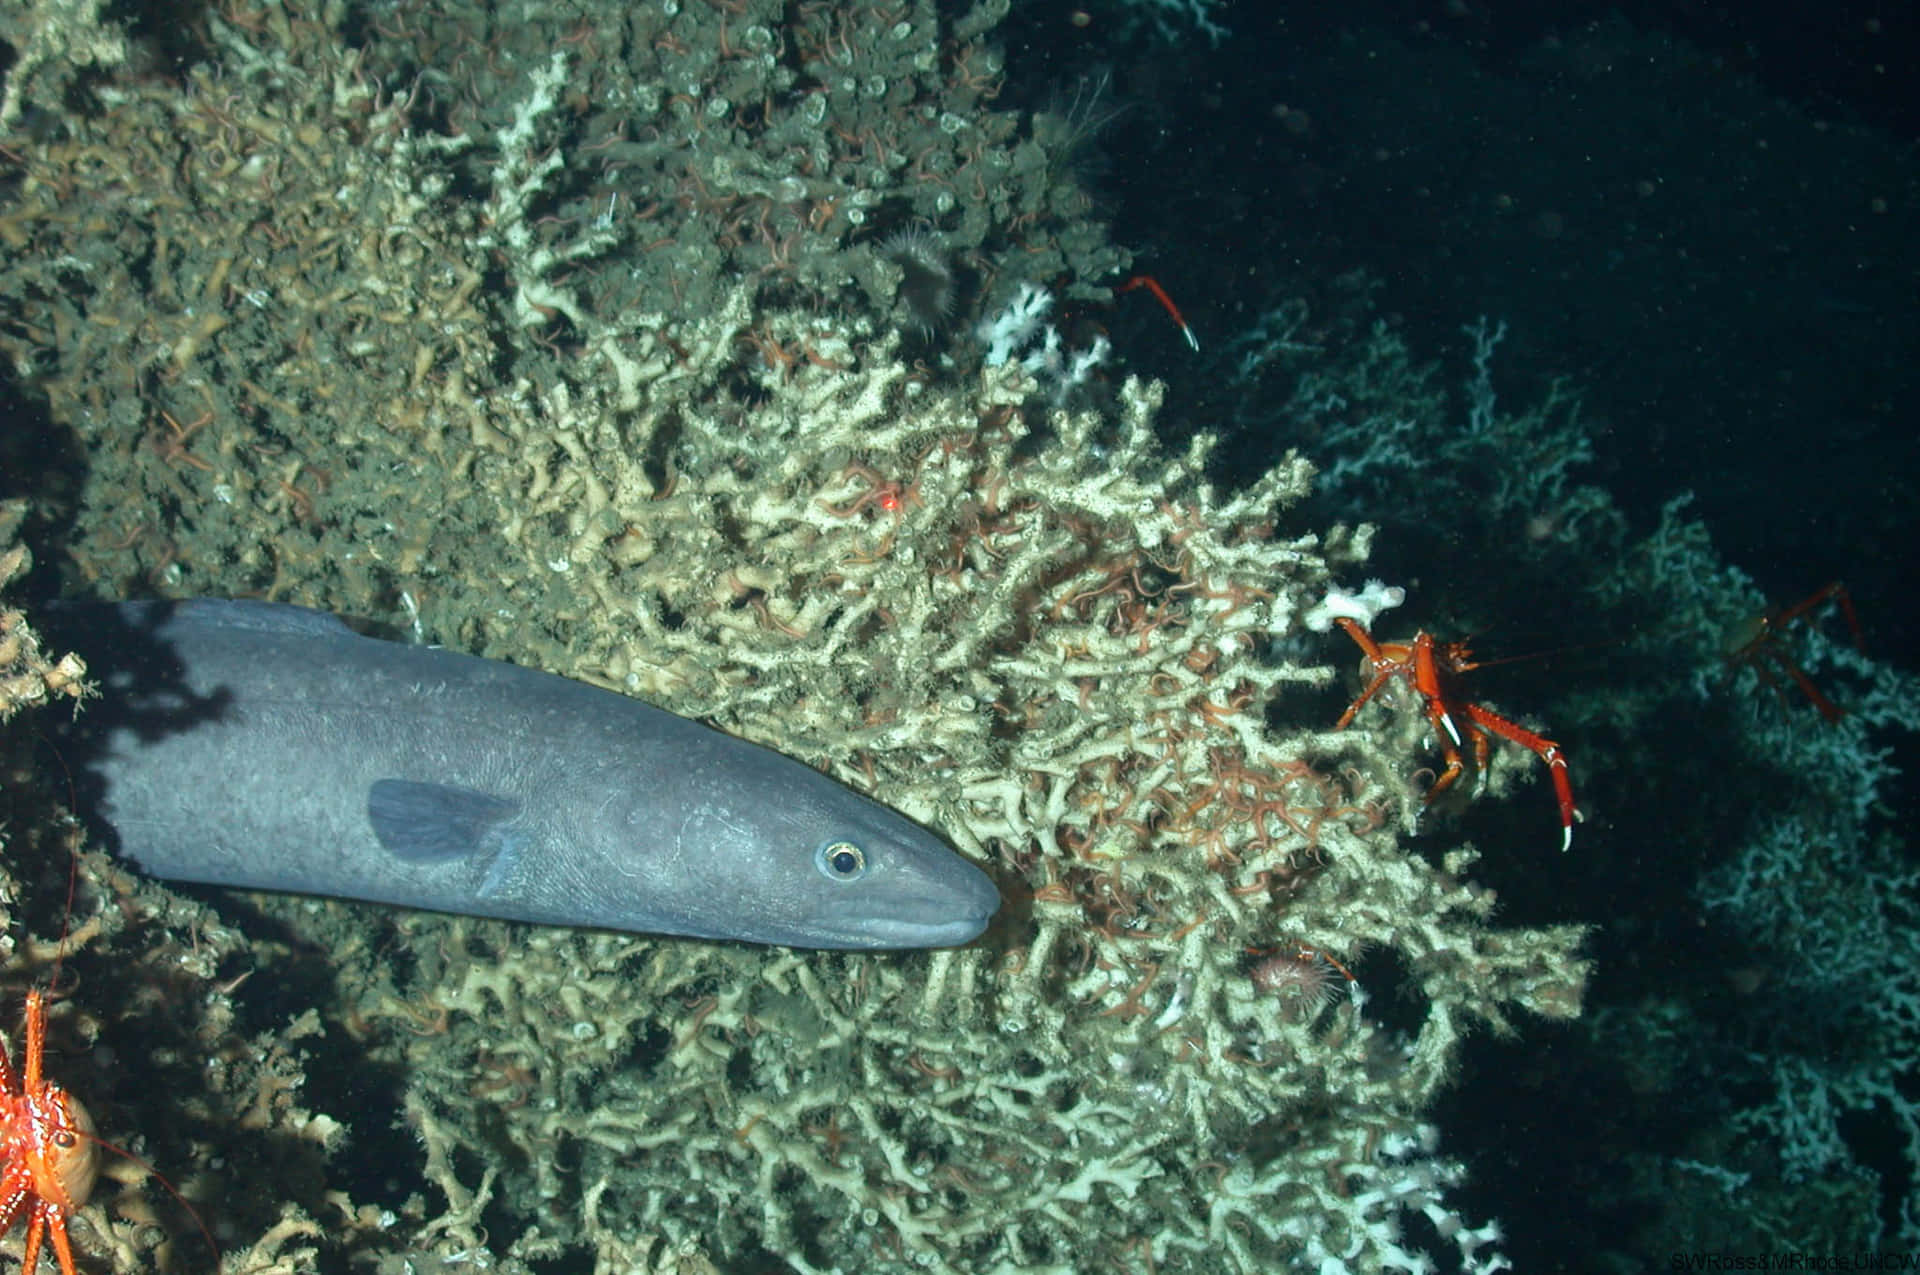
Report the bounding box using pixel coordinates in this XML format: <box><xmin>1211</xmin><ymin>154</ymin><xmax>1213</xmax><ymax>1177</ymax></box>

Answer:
<box><xmin>880</xmin><ymin>225</ymin><xmax>955</xmax><ymax>337</ymax></box>
<box><xmin>1249</xmin><ymin>947</ymin><xmax>1346</xmax><ymax>1020</ymax></box>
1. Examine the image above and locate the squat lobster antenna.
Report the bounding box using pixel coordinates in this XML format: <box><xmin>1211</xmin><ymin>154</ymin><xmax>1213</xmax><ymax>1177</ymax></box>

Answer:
<box><xmin>2</xmin><ymin>993</ymin><xmax>223</xmax><ymax>1275</ymax></box>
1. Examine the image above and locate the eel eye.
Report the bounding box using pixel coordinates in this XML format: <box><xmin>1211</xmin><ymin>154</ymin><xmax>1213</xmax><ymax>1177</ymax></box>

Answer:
<box><xmin>815</xmin><ymin>840</ymin><xmax>867</xmax><ymax>882</ymax></box>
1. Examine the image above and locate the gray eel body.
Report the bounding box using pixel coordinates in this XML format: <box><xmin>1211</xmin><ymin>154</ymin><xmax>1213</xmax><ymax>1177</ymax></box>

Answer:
<box><xmin>43</xmin><ymin>599</ymin><xmax>998</xmax><ymax>949</ymax></box>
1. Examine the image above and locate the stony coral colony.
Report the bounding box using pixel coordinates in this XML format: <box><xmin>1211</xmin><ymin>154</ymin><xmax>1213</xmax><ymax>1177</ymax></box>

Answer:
<box><xmin>0</xmin><ymin>1</ymin><xmax>1588</xmax><ymax>1271</ymax></box>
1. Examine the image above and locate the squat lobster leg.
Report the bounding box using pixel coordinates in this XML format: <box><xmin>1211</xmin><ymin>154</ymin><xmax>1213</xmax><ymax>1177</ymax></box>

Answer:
<box><xmin>0</xmin><ymin>990</ymin><xmax>99</xmax><ymax>1275</ymax></box>
<box><xmin>1460</xmin><ymin>702</ymin><xmax>1578</xmax><ymax>853</ymax></box>
<box><xmin>1334</xmin><ymin>618</ymin><xmax>1579</xmax><ymax>852</ymax></box>
<box><xmin>1115</xmin><ymin>275</ymin><xmax>1199</xmax><ymax>351</ymax></box>
<box><xmin>1724</xmin><ymin>581</ymin><xmax>1863</xmax><ymax>723</ymax></box>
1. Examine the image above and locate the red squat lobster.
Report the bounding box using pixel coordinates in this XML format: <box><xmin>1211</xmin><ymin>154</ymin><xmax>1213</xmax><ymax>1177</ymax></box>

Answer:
<box><xmin>1335</xmin><ymin>619</ymin><xmax>1579</xmax><ymax>851</ymax></box>
<box><xmin>0</xmin><ymin>989</ymin><xmax>98</xmax><ymax>1275</ymax></box>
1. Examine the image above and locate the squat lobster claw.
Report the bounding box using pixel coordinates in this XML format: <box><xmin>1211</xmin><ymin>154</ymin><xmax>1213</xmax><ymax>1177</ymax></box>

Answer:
<box><xmin>1334</xmin><ymin>618</ymin><xmax>1580</xmax><ymax>852</ymax></box>
<box><xmin>0</xmin><ymin>990</ymin><xmax>99</xmax><ymax>1275</ymax></box>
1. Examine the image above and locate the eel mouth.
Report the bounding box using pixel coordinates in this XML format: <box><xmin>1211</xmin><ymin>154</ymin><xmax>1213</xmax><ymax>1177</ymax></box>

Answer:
<box><xmin>787</xmin><ymin>870</ymin><xmax>1002</xmax><ymax>950</ymax></box>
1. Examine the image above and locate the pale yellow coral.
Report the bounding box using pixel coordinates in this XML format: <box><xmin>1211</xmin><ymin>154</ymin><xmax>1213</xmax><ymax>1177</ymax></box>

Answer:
<box><xmin>0</xmin><ymin>3</ymin><xmax>1588</xmax><ymax>1270</ymax></box>
<box><xmin>0</xmin><ymin>0</ymin><xmax>129</xmax><ymax>130</ymax></box>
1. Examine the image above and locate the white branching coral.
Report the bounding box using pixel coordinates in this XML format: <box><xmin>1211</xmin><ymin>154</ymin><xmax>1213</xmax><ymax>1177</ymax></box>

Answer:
<box><xmin>1304</xmin><ymin>578</ymin><xmax>1409</xmax><ymax>632</ymax></box>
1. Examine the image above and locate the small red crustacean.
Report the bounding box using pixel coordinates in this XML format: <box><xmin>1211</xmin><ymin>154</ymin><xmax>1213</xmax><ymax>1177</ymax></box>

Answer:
<box><xmin>0</xmin><ymin>988</ymin><xmax>99</xmax><ymax>1275</ymax></box>
<box><xmin>1334</xmin><ymin>618</ymin><xmax>1580</xmax><ymax>852</ymax></box>
<box><xmin>1722</xmin><ymin>581</ymin><xmax>1862</xmax><ymax>723</ymax></box>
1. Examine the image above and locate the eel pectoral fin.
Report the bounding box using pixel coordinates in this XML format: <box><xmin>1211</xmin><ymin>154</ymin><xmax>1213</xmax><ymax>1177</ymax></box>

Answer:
<box><xmin>367</xmin><ymin>778</ymin><xmax>522</xmax><ymax>867</ymax></box>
